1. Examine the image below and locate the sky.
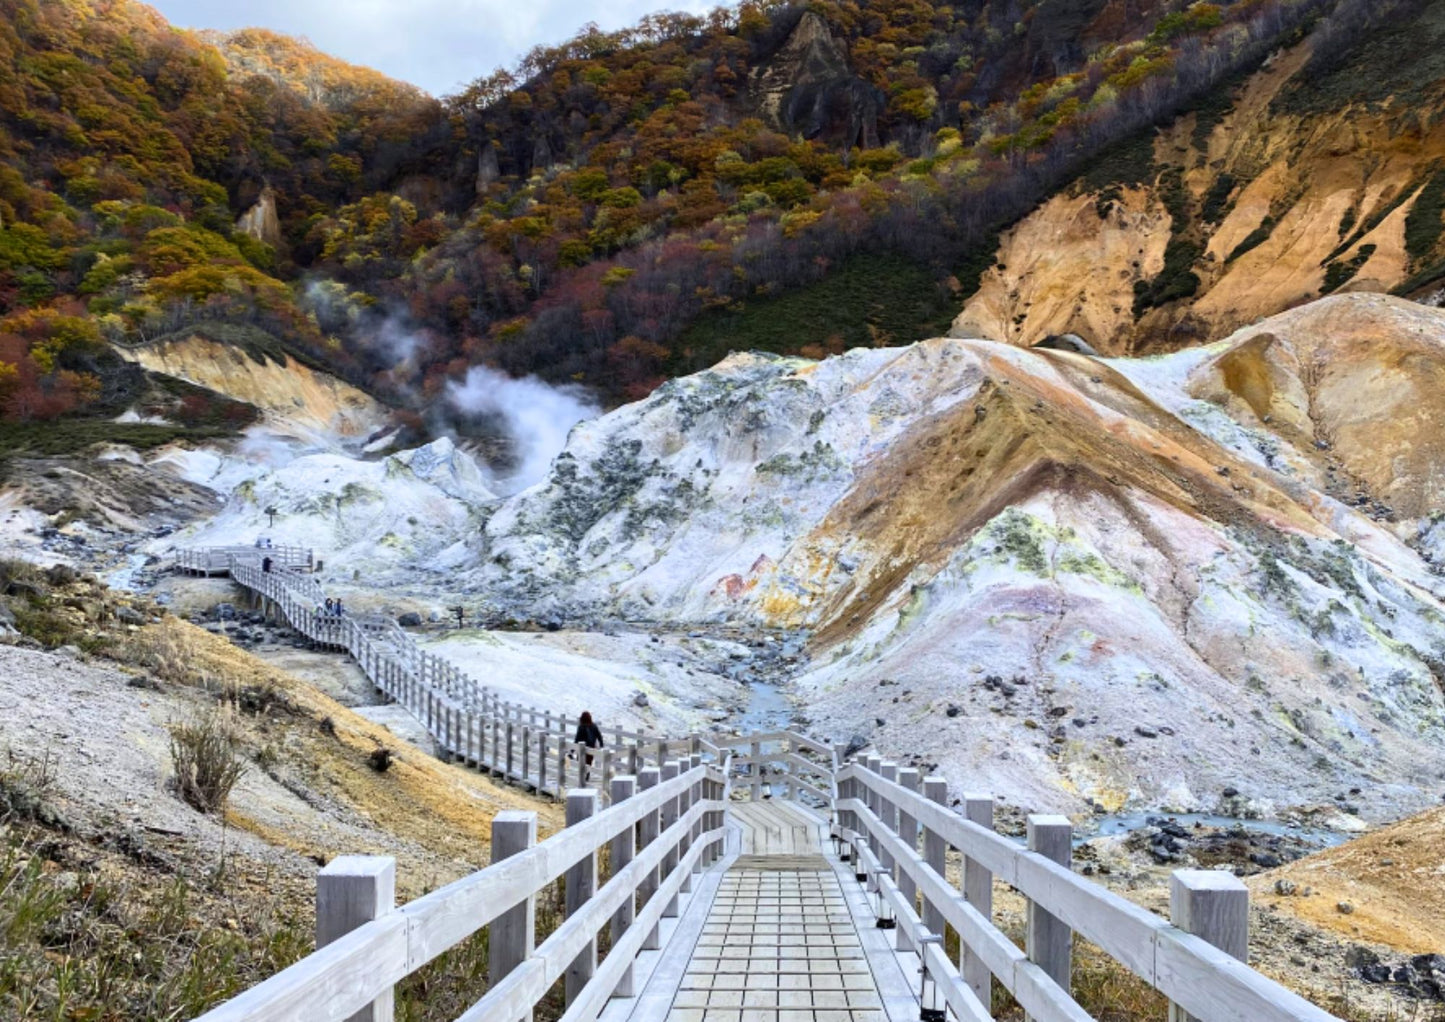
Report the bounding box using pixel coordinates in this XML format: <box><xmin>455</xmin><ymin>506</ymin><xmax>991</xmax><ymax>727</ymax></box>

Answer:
<box><xmin>148</xmin><ymin>0</ymin><xmax>715</xmax><ymax>97</ymax></box>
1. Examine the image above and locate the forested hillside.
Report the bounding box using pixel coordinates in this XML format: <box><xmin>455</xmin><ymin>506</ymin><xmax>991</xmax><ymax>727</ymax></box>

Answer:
<box><xmin>0</xmin><ymin>0</ymin><xmax>1427</xmax><ymax>425</ymax></box>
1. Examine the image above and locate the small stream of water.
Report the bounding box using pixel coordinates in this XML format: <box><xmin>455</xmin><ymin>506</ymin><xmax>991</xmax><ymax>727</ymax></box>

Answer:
<box><xmin>735</xmin><ymin>680</ymin><xmax>793</xmax><ymax>733</ymax></box>
<box><xmin>1082</xmin><ymin>811</ymin><xmax>1352</xmax><ymax>848</ymax></box>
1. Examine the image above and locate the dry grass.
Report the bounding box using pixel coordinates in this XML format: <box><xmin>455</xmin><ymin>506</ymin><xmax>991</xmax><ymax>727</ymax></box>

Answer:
<box><xmin>0</xmin><ymin>748</ymin><xmax>313</xmax><ymax>1020</ymax></box>
<box><xmin>119</xmin><ymin>616</ymin><xmax>561</xmax><ymax>881</ymax></box>
<box><xmin>169</xmin><ymin>708</ymin><xmax>247</xmax><ymax>814</ymax></box>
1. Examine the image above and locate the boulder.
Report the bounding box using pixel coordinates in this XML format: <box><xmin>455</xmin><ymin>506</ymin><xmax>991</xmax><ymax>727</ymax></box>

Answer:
<box><xmin>397</xmin><ymin>612</ymin><xmax>423</xmax><ymax>627</ymax></box>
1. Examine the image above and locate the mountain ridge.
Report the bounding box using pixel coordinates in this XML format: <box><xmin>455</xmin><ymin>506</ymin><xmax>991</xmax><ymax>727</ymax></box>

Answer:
<box><xmin>4</xmin><ymin>0</ymin><xmax>1415</xmax><ymax>425</ymax></box>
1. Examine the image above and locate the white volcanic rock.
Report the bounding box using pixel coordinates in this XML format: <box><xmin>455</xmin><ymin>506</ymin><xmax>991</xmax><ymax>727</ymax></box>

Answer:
<box><xmin>166</xmin><ymin>437</ymin><xmax>495</xmax><ymax>577</ymax></box>
<box><xmin>474</xmin><ymin>299</ymin><xmax>1445</xmax><ymax>820</ymax></box>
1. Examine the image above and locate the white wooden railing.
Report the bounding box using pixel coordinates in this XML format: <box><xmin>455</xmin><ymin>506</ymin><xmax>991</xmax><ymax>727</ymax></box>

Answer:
<box><xmin>181</xmin><ymin>545</ymin><xmax>1341</xmax><ymax>1022</ymax></box>
<box><xmin>196</xmin><ymin>754</ymin><xmax>732</xmax><ymax>1022</ymax></box>
<box><xmin>178</xmin><ymin>546</ymin><xmax>700</xmax><ymax>797</ymax></box>
<box><xmin>832</xmin><ymin>756</ymin><xmax>1341</xmax><ymax>1022</ymax></box>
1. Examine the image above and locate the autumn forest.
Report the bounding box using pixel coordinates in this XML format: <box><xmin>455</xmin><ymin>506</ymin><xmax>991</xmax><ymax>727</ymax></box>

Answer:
<box><xmin>0</xmin><ymin>0</ymin><xmax>1406</xmax><ymax>431</ymax></box>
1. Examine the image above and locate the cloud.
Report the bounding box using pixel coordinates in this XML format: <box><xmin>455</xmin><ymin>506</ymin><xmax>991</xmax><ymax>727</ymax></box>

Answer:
<box><xmin>149</xmin><ymin>0</ymin><xmax>717</xmax><ymax>96</ymax></box>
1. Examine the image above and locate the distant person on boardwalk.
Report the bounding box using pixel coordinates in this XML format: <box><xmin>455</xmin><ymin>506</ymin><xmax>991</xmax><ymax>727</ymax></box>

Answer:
<box><xmin>575</xmin><ymin>711</ymin><xmax>604</xmax><ymax>782</ymax></box>
<box><xmin>261</xmin><ymin>555</ymin><xmax>272</xmax><ymax>573</ymax></box>
<box><xmin>324</xmin><ymin>598</ymin><xmax>334</xmax><ymax>616</ymax></box>
<box><xmin>334</xmin><ymin>597</ymin><xmax>344</xmax><ymax>616</ymax></box>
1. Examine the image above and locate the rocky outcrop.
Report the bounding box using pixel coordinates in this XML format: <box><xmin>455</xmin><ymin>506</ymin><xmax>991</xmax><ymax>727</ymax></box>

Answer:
<box><xmin>235</xmin><ymin>186</ymin><xmax>281</xmax><ymax>247</ymax></box>
<box><xmin>114</xmin><ymin>334</ymin><xmax>386</xmax><ymax>439</ymax></box>
<box><xmin>1185</xmin><ymin>294</ymin><xmax>1445</xmax><ymax>520</ymax></box>
<box><xmin>173</xmin><ymin>437</ymin><xmax>494</xmax><ymax>575</ymax></box>
<box><xmin>748</xmin><ymin>11</ymin><xmax>882</xmax><ymax>149</ymax></box>
<box><xmin>473</xmin><ymin>293</ymin><xmax>1445</xmax><ymax>820</ymax></box>
<box><xmin>951</xmin><ymin>187</ymin><xmax>1170</xmax><ymax>350</ymax></box>
<box><xmin>953</xmin><ymin>20</ymin><xmax>1445</xmax><ymax>353</ymax></box>
<box><xmin>476</xmin><ymin>141</ymin><xmax>500</xmax><ymax>193</ymax></box>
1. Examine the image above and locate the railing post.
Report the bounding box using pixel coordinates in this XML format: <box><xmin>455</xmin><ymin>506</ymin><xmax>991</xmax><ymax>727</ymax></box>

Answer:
<box><xmin>1026</xmin><ymin>814</ymin><xmax>1073</xmax><ymax>1013</ymax></box>
<box><xmin>505</xmin><ymin>721</ymin><xmax>515</xmax><ymax>781</ymax></box>
<box><xmin>689</xmin><ymin>753</ymin><xmax>704</xmax><ymax>876</ymax></box>
<box><xmin>638</xmin><ymin>766</ymin><xmax>662</xmax><ymax>949</ymax></box>
<box><xmin>677</xmin><ymin>758</ymin><xmax>694</xmax><ymax>893</ymax></box>
<box><xmin>661</xmin><ymin>760</ymin><xmax>681</xmax><ymax>917</ymax></box>
<box><xmin>750</xmin><ymin>739</ymin><xmax>762</xmax><ymax>801</ymax></box>
<box><xmin>962</xmin><ymin>793</ymin><xmax>995</xmax><ymax>1009</ymax></box>
<box><xmin>878</xmin><ymin>762</ymin><xmax>898</xmax><ymax>888</ymax></box>
<box><xmin>557</xmin><ymin>736</ymin><xmax>568</xmax><ymax>793</ymax></box>
<box><xmin>701</xmin><ymin>771</ymin><xmax>716</xmax><ymax>866</ymax></box>
<box><xmin>863</xmin><ymin>755</ymin><xmax>882</xmax><ymax>862</ymax></box>
<box><xmin>921</xmin><ymin>776</ymin><xmax>948</xmax><ymax>939</ymax></box>
<box><xmin>611</xmin><ymin>775</ymin><xmax>638</xmax><ymax>997</ymax></box>
<box><xmin>895</xmin><ymin>767</ymin><xmax>920</xmax><ymax>953</ymax></box>
<box><xmin>564</xmin><ymin>790</ymin><xmax>599</xmax><ymax>1006</ymax></box>
<box><xmin>490</xmin><ymin>811</ymin><xmax>537</xmax><ymax>1022</ymax></box>
<box><xmin>317</xmin><ymin>855</ymin><xmax>396</xmax><ymax>1022</ymax></box>
<box><xmin>1168</xmin><ymin>871</ymin><xmax>1249</xmax><ymax>1022</ymax></box>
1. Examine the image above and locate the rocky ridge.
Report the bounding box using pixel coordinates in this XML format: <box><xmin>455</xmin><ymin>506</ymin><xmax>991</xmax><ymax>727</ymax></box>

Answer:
<box><xmin>472</xmin><ymin>293</ymin><xmax>1445</xmax><ymax>822</ymax></box>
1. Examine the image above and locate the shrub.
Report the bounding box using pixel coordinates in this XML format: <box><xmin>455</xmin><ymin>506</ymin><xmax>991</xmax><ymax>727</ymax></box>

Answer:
<box><xmin>124</xmin><ymin>622</ymin><xmax>208</xmax><ymax>687</ymax></box>
<box><xmin>1226</xmin><ymin>217</ymin><xmax>1275</xmax><ymax>263</ymax></box>
<box><xmin>1404</xmin><ymin>169</ymin><xmax>1445</xmax><ymax>262</ymax></box>
<box><xmin>0</xmin><ymin>748</ymin><xmax>63</xmax><ymax>827</ymax></box>
<box><xmin>1133</xmin><ymin>238</ymin><xmax>1202</xmax><ymax>317</ymax></box>
<box><xmin>169</xmin><ymin>709</ymin><xmax>245</xmax><ymax>813</ymax></box>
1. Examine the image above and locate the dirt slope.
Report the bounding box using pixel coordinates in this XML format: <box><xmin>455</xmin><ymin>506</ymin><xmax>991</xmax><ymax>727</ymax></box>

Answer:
<box><xmin>0</xmin><ymin>608</ymin><xmax>558</xmax><ymax>899</ymax></box>
<box><xmin>117</xmin><ymin>335</ymin><xmax>387</xmax><ymax>439</ymax></box>
<box><xmin>1254</xmin><ymin>806</ymin><xmax>1445</xmax><ymax>953</ymax></box>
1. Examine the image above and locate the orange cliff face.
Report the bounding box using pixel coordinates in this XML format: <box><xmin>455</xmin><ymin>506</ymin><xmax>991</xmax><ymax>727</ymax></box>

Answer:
<box><xmin>954</xmin><ymin>14</ymin><xmax>1445</xmax><ymax>357</ymax></box>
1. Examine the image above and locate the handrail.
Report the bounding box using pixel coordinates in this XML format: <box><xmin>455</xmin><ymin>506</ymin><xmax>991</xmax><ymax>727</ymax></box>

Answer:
<box><xmin>196</xmin><ymin>761</ymin><xmax>727</xmax><ymax>1022</ymax></box>
<box><xmin>181</xmin><ymin>543</ymin><xmax>1338</xmax><ymax>1022</ymax></box>
<box><xmin>178</xmin><ymin>546</ymin><xmax>711</xmax><ymax>797</ymax></box>
<box><xmin>833</xmin><ymin>761</ymin><xmax>1341</xmax><ymax>1022</ymax></box>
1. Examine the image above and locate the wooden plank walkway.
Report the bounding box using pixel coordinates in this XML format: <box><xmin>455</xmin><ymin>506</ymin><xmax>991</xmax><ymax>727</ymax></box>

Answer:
<box><xmin>612</xmin><ymin>801</ymin><xmax>919</xmax><ymax>1022</ymax></box>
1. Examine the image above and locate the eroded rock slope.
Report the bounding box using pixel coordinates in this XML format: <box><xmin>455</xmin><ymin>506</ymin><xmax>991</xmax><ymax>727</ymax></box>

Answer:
<box><xmin>475</xmin><ymin>293</ymin><xmax>1445</xmax><ymax>820</ymax></box>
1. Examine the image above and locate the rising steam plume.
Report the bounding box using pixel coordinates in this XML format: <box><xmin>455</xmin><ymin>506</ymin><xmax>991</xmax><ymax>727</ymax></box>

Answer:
<box><xmin>445</xmin><ymin>366</ymin><xmax>598</xmax><ymax>494</ymax></box>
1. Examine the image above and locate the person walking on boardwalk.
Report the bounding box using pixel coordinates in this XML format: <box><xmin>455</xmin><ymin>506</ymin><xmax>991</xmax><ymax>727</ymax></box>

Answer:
<box><xmin>574</xmin><ymin>711</ymin><xmax>604</xmax><ymax>782</ymax></box>
<box><xmin>324</xmin><ymin>597</ymin><xmax>334</xmax><ymax>616</ymax></box>
<box><xmin>261</xmin><ymin>555</ymin><xmax>272</xmax><ymax>573</ymax></box>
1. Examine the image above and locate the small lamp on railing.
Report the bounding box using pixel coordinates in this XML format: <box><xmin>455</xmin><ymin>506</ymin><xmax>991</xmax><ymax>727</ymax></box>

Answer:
<box><xmin>916</xmin><ymin>934</ymin><xmax>947</xmax><ymax>1022</ymax></box>
<box><xmin>872</xmin><ymin>869</ymin><xmax>896</xmax><ymax>930</ymax></box>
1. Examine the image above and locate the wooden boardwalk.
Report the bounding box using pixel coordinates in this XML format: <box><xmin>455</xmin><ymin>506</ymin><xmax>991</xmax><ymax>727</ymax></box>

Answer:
<box><xmin>185</xmin><ymin>543</ymin><xmax>1346</xmax><ymax>1022</ymax></box>
<box><xmin>176</xmin><ymin>545</ymin><xmax>701</xmax><ymax>800</ymax></box>
<box><xmin>609</xmin><ymin>801</ymin><xmax>918</xmax><ymax>1022</ymax></box>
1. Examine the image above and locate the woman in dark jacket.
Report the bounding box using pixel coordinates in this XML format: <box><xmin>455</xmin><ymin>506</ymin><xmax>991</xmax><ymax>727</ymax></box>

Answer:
<box><xmin>574</xmin><ymin>711</ymin><xmax>603</xmax><ymax>782</ymax></box>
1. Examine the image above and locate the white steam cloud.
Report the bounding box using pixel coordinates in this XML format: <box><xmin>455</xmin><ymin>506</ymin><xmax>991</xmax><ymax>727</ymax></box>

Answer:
<box><xmin>446</xmin><ymin>366</ymin><xmax>598</xmax><ymax>494</ymax></box>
